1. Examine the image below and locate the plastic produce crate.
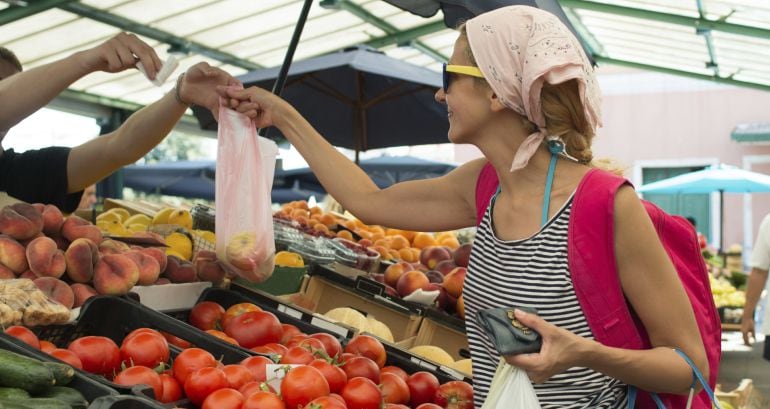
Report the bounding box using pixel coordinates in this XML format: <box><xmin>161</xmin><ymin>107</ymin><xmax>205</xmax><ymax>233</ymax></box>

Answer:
<box><xmin>234</xmin><ymin>265</ymin><xmax>308</xmax><ymax>296</ymax></box>
<box><xmin>89</xmin><ymin>394</ymin><xmax>167</xmax><ymax>409</ymax></box>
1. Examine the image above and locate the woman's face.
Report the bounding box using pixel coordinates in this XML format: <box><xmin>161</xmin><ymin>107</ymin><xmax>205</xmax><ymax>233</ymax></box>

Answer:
<box><xmin>435</xmin><ymin>36</ymin><xmax>492</xmax><ymax>144</ymax></box>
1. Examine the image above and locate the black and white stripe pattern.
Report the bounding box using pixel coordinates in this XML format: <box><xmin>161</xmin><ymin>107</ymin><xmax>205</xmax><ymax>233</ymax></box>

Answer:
<box><xmin>464</xmin><ymin>195</ymin><xmax>627</xmax><ymax>408</ymax></box>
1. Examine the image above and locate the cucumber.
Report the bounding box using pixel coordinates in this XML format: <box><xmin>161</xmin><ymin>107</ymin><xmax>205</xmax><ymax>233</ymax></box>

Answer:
<box><xmin>35</xmin><ymin>387</ymin><xmax>86</xmax><ymax>409</ymax></box>
<box><xmin>42</xmin><ymin>363</ymin><xmax>74</xmax><ymax>386</ymax></box>
<box><xmin>0</xmin><ymin>398</ymin><xmax>71</xmax><ymax>409</ymax></box>
<box><xmin>0</xmin><ymin>349</ymin><xmax>55</xmax><ymax>394</ymax></box>
<box><xmin>0</xmin><ymin>388</ymin><xmax>29</xmax><ymax>399</ymax></box>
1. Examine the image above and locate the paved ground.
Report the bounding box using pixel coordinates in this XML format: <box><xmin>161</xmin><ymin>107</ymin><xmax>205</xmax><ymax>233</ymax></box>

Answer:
<box><xmin>718</xmin><ymin>332</ymin><xmax>770</xmax><ymax>408</ymax></box>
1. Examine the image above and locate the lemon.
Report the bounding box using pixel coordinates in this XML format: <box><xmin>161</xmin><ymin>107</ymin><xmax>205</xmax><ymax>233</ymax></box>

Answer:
<box><xmin>274</xmin><ymin>251</ymin><xmax>304</xmax><ymax>267</ymax></box>
<box><xmin>152</xmin><ymin>207</ymin><xmax>175</xmax><ymax>225</ymax></box>
<box><xmin>166</xmin><ymin>232</ymin><xmax>193</xmax><ymax>260</ymax></box>
<box><xmin>124</xmin><ymin>213</ymin><xmax>152</xmax><ymax>227</ymax></box>
<box><xmin>109</xmin><ymin>208</ymin><xmax>131</xmax><ymax>223</ymax></box>
<box><xmin>96</xmin><ymin>211</ymin><xmax>122</xmax><ymax>224</ymax></box>
<box><xmin>167</xmin><ymin>209</ymin><xmax>193</xmax><ymax>230</ymax></box>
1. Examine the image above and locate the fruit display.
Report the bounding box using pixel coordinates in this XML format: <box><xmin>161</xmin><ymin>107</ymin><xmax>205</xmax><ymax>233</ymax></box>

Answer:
<box><xmin>710</xmin><ymin>274</ymin><xmax>746</xmax><ymax>308</ymax></box>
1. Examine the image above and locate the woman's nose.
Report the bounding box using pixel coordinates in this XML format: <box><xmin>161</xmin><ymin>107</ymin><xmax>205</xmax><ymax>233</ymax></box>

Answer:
<box><xmin>435</xmin><ymin>88</ymin><xmax>446</xmax><ymax>104</ymax></box>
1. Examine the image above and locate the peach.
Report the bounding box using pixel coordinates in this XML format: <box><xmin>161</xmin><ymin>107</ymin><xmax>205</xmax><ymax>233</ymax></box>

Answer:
<box><xmin>65</xmin><ymin>238</ymin><xmax>99</xmax><ymax>283</ymax></box>
<box><xmin>61</xmin><ymin>216</ymin><xmax>102</xmax><ymax>244</ymax></box>
<box><xmin>396</xmin><ymin>270</ymin><xmax>430</xmax><ymax>298</ymax></box>
<box><xmin>425</xmin><ymin>270</ymin><xmax>444</xmax><ymax>284</ymax></box>
<box><xmin>33</xmin><ymin>277</ymin><xmax>74</xmax><ymax>309</ymax></box>
<box><xmin>194</xmin><ymin>252</ymin><xmax>226</xmax><ymax>285</ymax></box>
<box><xmin>19</xmin><ymin>270</ymin><xmax>36</xmax><ymax>280</ymax></box>
<box><xmin>442</xmin><ymin>267</ymin><xmax>467</xmax><ymax>299</ymax></box>
<box><xmin>51</xmin><ymin>235</ymin><xmax>70</xmax><ymax>251</ymax></box>
<box><xmin>18</xmin><ymin>232</ymin><xmax>44</xmax><ymax>248</ymax></box>
<box><xmin>0</xmin><ymin>203</ymin><xmax>43</xmax><ymax>240</ymax></box>
<box><xmin>26</xmin><ymin>236</ymin><xmax>66</xmax><ymax>278</ymax></box>
<box><xmin>124</xmin><ymin>250</ymin><xmax>161</xmax><ymax>286</ymax></box>
<box><xmin>225</xmin><ymin>232</ymin><xmax>259</xmax><ymax>272</ymax></box>
<box><xmin>384</xmin><ymin>261</ymin><xmax>412</xmax><ymax>288</ymax></box>
<box><xmin>93</xmin><ymin>253</ymin><xmax>139</xmax><ymax>296</ymax></box>
<box><xmin>419</xmin><ymin>246</ymin><xmax>452</xmax><ymax>270</ymax></box>
<box><xmin>40</xmin><ymin>204</ymin><xmax>64</xmax><ymax>236</ymax></box>
<box><xmin>435</xmin><ymin>259</ymin><xmax>458</xmax><ymax>276</ymax></box>
<box><xmin>154</xmin><ymin>278</ymin><xmax>171</xmax><ymax>285</ymax></box>
<box><xmin>0</xmin><ymin>235</ymin><xmax>29</xmax><ymax>273</ymax></box>
<box><xmin>0</xmin><ymin>264</ymin><xmax>15</xmax><ymax>279</ymax></box>
<box><xmin>98</xmin><ymin>239</ymin><xmax>130</xmax><ymax>255</ymax></box>
<box><xmin>164</xmin><ymin>255</ymin><xmax>198</xmax><ymax>283</ymax></box>
<box><xmin>139</xmin><ymin>247</ymin><xmax>167</xmax><ymax>274</ymax></box>
<box><xmin>71</xmin><ymin>283</ymin><xmax>98</xmax><ymax>308</ymax></box>
<box><xmin>453</xmin><ymin>243</ymin><xmax>472</xmax><ymax>268</ymax></box>
<box><xmin>456</xmin><ymin>295</ymin><xmax>465</xmax><ymax>319</ymax></box>
<box><xmin>436</xmin><ymin>287</ymin><xmax>457</xmax><ymax>313</ymax></box>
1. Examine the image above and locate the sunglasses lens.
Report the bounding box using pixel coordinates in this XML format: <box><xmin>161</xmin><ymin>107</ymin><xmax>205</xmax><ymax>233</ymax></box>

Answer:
<box><xmin>442</xmin><ymin>63</ymin><xmax>449</xmax><ymax>93</ymax></box>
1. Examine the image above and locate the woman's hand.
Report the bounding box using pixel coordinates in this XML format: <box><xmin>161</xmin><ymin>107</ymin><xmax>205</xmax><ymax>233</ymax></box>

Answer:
<box><xmin>504</xmin><ymin>309</ymin><xmax>591</xmax><ymax>383</ymax></box>
<box><xmin>215</xmin><ymin>86</ymin><xmax>292</xmax><ymax>129</ymax></box>
<box><xmin>180</xmin><ymin>63</ymin><xmax>240</xmax><ymax>117</ymax></box>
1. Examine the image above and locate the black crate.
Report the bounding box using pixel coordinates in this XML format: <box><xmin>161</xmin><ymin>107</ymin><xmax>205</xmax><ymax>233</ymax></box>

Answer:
<box><xmin>0</xmin><ymin>332</ymin><xmax>118</xmax><ymax>403</ymax></box>
<box><xmin>191</xmin><ymin>204</ymin><xmax>215</xmax><ymax>231</ymax></box>
<box><xmin>381</xmin><ymin>340</ymin><xmax>472</xmax><ymax>385</ymax></box>
<box><xmin>89</xmin><ymin>394</ymin><xmax>166</xmax><ymax>409</ymax></box>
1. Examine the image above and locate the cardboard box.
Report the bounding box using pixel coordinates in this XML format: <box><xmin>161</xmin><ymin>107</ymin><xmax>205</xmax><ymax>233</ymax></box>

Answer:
<box><xmin>130</xmin><ymin>282</ymin><xmax>212</xmax><ymax>311</ymax></box>
<box><xmin>412</xmin><ymin>314</ymin><xmax>469</xmax><ymax>362</ymax></box>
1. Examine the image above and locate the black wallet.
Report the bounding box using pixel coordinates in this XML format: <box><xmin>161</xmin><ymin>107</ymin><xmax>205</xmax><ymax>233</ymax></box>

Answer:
<box><xmin>476</xmin><ymin>306</ymin><xmax>542</xmax><ymax>356</ymax></box>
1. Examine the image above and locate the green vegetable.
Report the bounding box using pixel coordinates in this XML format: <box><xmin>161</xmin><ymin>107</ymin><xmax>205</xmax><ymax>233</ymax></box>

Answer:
<box><xmin>0</xmin><ymin>349</ymin><xmax>55</xmax><ymax>394</ymax></box>
<box><xmin>35</xmin><ymin>387</ymin><xmax>86</xmax><ymax>409</ymax></box>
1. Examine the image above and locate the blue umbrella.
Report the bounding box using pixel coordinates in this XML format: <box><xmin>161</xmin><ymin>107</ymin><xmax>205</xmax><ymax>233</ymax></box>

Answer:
<box><xmin>637</xmin><ymin>164</ymin><xmax>770</xmax><ymax>250</ymax></box>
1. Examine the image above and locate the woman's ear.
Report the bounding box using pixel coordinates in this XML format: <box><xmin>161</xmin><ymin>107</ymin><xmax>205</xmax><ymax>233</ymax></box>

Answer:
<box><xmin>489</xmin><ymin>92</ymin><xmax>507</xmax><ymax>112</ymax></box>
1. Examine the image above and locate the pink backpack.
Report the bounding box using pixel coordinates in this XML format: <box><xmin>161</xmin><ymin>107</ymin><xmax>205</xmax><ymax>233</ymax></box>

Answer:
<box><xmin>475</xmin><ymin>163</ymin><xmax>721</xmax><ymax>409</ymax></box>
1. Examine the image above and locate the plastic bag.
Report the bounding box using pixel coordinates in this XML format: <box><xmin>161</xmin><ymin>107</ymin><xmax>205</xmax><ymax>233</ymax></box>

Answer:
<box><xmin>215</xmin><ymin>101</ymin><xmax>278</xmax><ymax>282</ymax></box>
<box><xmin>0</xmin><ymin>279</ymin><xmax>71</xmax><ymax>326</ymax></box>
<box><xmin>481</xmin><ymin>358</ymin><xmax>541</xmax><ymax>409</ymax></box>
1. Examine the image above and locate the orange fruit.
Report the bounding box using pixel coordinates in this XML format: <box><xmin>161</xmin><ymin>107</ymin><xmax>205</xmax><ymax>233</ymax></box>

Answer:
<box><xmin>440</xmin><ymin>237</ymin><xmax>460</xmax><ymax>250</ymax></box>
<box><xmin>412</xmin><ymin>232</ymin><xmax>438</xmax><ymax>249</ymax></box>
<box><xmin>320</xmin><ymin>214</ymin><xmax>338</xmax><ymax>228</ymax></box>
<box><xmin>337</xmin><ymin>230</ymin><xmax>354</xmax><ymax>240</ymax></box>
<box><xmin>309</xmin><ymin>206</ymin><xmax>322</xmax><ymax>215</ymax></box>
<box><xmin>398</xmin><ymin>248</ymin><xmax>417</xmax><ymax>263</ymax></box>
<box><xmin>389</xmin><ymin>235</ymin><xmax>410</xmax><ymax>250</ymax></box>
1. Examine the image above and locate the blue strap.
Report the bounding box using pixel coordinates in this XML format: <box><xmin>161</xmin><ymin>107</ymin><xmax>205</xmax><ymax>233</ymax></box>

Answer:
<box><xmin>542</xmin><ymin>152</ymin><xmax>558</xmax><ymax>227</ymax></box>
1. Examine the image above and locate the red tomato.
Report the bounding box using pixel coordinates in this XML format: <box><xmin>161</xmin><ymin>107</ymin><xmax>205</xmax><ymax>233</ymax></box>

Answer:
<box><xmin>251</xmin><ymin>343</ymin><xmax>287</xmax><ymax>357</ymax></box>
<box><xmin>222</xmin><ymin>364</ymin><xmax>255</xmax><ymax>391</ymax></box>
<box><xmin>239</xmin><ymin>381</ymin><xmax>273</xmax><ymax>398</ymax></box>
<box><xmin>190</xmin><ymin>301</ymin><xmax>226</xmax><ymax>331</ymax></box>
<box><xmin>50</xmin><ymin>348</ymin><xmax>83</xmax><ymax>370</ymax></box>
<box><xmin>121</xmin><ymin>332</ymin><xmax>169</xmax><ymax>369</ymax></box>
<box><xmin>295</xmin><ymin>337</ymin><xmax>326</xmax><ymax>354</ymax></box>
<box><xmin>68</xmin><ymin>336</ymin><xmax>120</xmax><ymax>377</ymax></box>
<box><xmin>307</xmin><ymin>395</ymin><xmax>348</xmax><ymax>409</ymax></box>
<box><xmin>280</xmin><ymin>365</ymin><xmax>330</xmax><ymax>408</ymax></box>
<box><xmin>114</xmin><ymin>366</ymin><xmax>163</xmax><ymax>399</ymax></box>
<box><xmin>341</xmin><ymin>376</ymin><xmax>382</xmax><ymax>409</ymax></box>
<box><xmin>124</xmin><ymin>328</ymin><xmax>163</xmax><ymax>343</ymax></box>
<box><xmin>407</xmin><ymin>371</ymin><xmax>440</xmax><ymax>407</ymax></box>
<box><xmin>242</xmin><ymin>391</ymin><xmax>285</xmax><ymax>409</ymax></box>
<box><xmin>5</xmin><ymin>326</ymin><xmax>40</xmax><ymax>349</ymax></box>
<box><xmin>39</xmin><ymin>340</ymin><xmax>56</xmax><ymax>353</ymax></box>
<box><xmin>434</xmin><ymin>381</ymin><xmax>474</xmax><ymax>409</ymax></box>
<box><xmin>280</xmin><ymin>324</ymin><xmax>302</xmax><ymax>344</ymax></box>
<box><xmin>309</xmin><ymin>332</ymin><xmax>342</xmax><ymax>359</ymax></box>
<box><xmin>222</xmin><ymin>303</ymin><xmax>261</xmax><ymax>329</ymax></box>
<box><xmin>380</xmin><ymin>372</ymin><xmax>410</xmax><ymax>404</ymax></box>
<box><xmin>385</xmin><ymin>404</ymin><xmax>410</xmax><ymax>409</ymax></box>
<box><xmin>279</xmin><ymin>346</ymin><xmax>315</xmax><ymax>365</ymax></box>
<box><xmin>206</xmin><ymin>330</ymin><xmax>239</xmax><ymax>346</ymax></box>
<box><xmin>380</xmin><ymin>365</ymin><xmax>409</xmax><ymax>382</ymax></box>
<box><xmin>172</xmin><ymin>347</ymin><xmax>217</xmax><ymax>385</ymax></box>
<box><xmin>184</xmin><ymin>367</ymin><xmax>229</xmax><ymax>406</ymax></box>
<box><xmin>201</xmin><ymin>388</ymin><xmax>244</xmax><ymax>409</ymax></box>
<box><xmin>416</xmin><ymin>404</ymin><xmax>443</xmax><ymax>409</ymax></box>
<box><xmin>160</xmin><ymin>331</ymin><xmax>192</xmax><ymax>349</ymax></box>
<box><xmin>342</xmin><ymin>356</ymin><xmax>380</xmax><ymax>383</ymax></box>
<box><xmin>308</xmin><ymin>358</ymin><xmax>347</xmax><ymax>394</ymax></box>
<box><xmin>224</xmin><ymin>311</ymin><xmax>282</xmax><ymax>349</ymax></box>
<box><xmin>284</xmin><ymin>334</ymin><xmax>309</xmax><ymax>349</ymax></box>
<box><xmin>239</xmin><ymin>355</ymin><xmax>274</xmax><ymax>382</ymax></box>
<box><xmin>158</xmin><ymin>373</ymin><xmax>183</xmax><ymax>404</ymax></box>
<box><xmin>343</xmin><ymin>335</ymin><xmax>386</xmax><ymax>368</ymax></box>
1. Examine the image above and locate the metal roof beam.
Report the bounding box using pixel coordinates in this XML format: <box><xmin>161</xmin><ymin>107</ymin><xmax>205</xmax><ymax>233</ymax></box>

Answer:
<box><xmin>365</xmin><ymin>20</ymin><xmax>446</xmax><ymax>49</ymax></box>
<box><xmin>55</xmin><ymin>89</ymin><xmax>201</xmax><ymax>126</ymax></box>
<box><xmin>323</xmin><ymin>0</ymin><xmax>448</xmax><ymax>62</ymax></box>
<box><xmin>0</xmin><ymin>0</ymin><xmax>76</xmax><ymax>25</ymax></box>
<box><xmin>57</xmin><ymin>2</ymin><xmax>261</xmax><ymax>70</ymax></box>
<box><xmin>560</xmin><ymin>0</ymin><xmax>770</xmax><ymax>40</ymax></box>
<box><xmin>594</xmin><ymin>55</ymin><xmax>770</xmax><ymax>92</ymax></box>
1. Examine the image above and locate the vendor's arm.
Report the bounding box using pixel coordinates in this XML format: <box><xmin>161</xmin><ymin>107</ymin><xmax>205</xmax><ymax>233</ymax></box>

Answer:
<box><xmin>0</xmin><ymin>33</ymin><xmax>161</xmax><ymax>133</ymax></box>
<box><xmin>66</xmin><ymin>63</ymin><xmax>238</xmax><ymax>193</ymax></box>
<box><xmin>219</xmin><ymin>86</ymin><xmax>481</xmax><ymax>232</ymax></box>
<box><xmin>508</xmin><ymin>186</ymin><xmax>707</xmax><ymax>395</ymax></box>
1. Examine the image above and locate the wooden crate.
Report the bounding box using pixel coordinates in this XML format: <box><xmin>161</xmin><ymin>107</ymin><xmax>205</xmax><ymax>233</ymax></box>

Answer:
<box><xmin>715</xmin><ymin>379</ymin><xmax>768</xmax><ymax>409</ymax></box>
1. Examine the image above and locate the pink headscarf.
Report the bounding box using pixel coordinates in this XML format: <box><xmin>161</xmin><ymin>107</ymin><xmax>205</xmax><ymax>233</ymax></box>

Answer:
<box><xmin>466</xmin><ymin>5</ymin><xmax>602</xmax><ymax>171</ymax></box>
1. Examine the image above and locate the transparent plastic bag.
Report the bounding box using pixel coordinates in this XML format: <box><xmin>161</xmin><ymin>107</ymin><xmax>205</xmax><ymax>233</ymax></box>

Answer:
<box><xmin>0</xmin><ymin>279</ymin><xmax>70</xmax><ymax>326</ymax></box>
<box><xmin>481</xmin><ymin>358</ymin><xmax>541</xmax><ymax>409</ymax></box>
<box><xmin>215</xmin><ymin>101</ymin><xmax>278</xmax><ymax>282</ymax></box>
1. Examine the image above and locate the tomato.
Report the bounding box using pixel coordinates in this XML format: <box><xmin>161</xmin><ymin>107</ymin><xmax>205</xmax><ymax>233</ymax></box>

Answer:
<box><xmin>5</xmin><ymin>326</ymin><xmax>40</xmax><ymax>349</ymax></box>
<box><xmin>280</xmin><ymin>324</ymin><xmax>302</xmax><ymax>344</ymax></box>
<box><xmin>206</xmin><ymin>330</ymin><xmax>239</xmax><ymax>345</ymax></box>
<box><xmin>114</xmin><ymin>366</ymin><xmax>163</xmax><ymax>399</ymax></box>
<box><xmin>172</xmin><ymin>348</ymin><xmax>217</xmax><ymax>385</ymax></box>
<box><xmin>160</xmin><ymin>331</ymin><xmax>192</xmax><ymax>349</ymax></box>
<box><xmin>121</xmin><ymin>331</ymin><xmax>169</xmax><ymax>368</ymax></box>
<box><xmin>239</xmin><ymin>381</ymin><xmax>274</xmax><ymax>398</ymax></box>
<box><xmin>280</xmin><ymin>365</ymin><xmax>330</xmax><ymax>408</ymax></box>
<box><xmin>406</xmin><ymin>371</ymin><xmax>440</xmax><ymax>407</ymax></box>
<box><xmin>309</xmin><ymin>332</ymin><xmax>342</xmax><ymax>359</ymax></box>
<box><xmin>380</xmin><ymin>365</ymin><xmax>409</xmax><ymax>382</ymax></box>
<box><xmin>222</xmin><ymin>364</ymin><xmax>255</xmax><ymax>391</ymax></box>
<box><xmin>434</xmin><ymin>381</ymin><xmax>473</xmax><ymax>409</ymax></box>
<box><xmin>190</xmin><ymin>301</ymin><xmax>226</xmax><ymax>331</ymax></box>
<box><xmin>380</xmin><ymin>372</ymin><xmax>410</xmax><ymax>404</ymax></box>
<box><xmin>293</xmin><ymin>337</ymin><xmax>326</xmax><ymax>354</ymax></box>
<box><xmin>158</xmin><ymin>373</ymin><xmax>183</xmax><ymax>403</ymax></box>
<box><xmin>39</xmin><ymin>340</ymin><xmax>56</xmax><ymax>353</ymax></box>
<box><xmin>385</xmin><ymin>404</ymin><xmax>410</xmax><ymax>409</ymax></box>
<box><xmin>416</xmin><ymin>404</ymin><xmax>443</xmax><ymax>409</ymax></box>
<box><xmin>306</xmin><ymin>395</ymin><xmax>347</xmax><ymax>409</ymax></box>
<box><xmin>50</xmin><ymin>348</ymin><xmax>83</xmax><ymax>370</ymax></box>
<box><xmin>240</xmin><ymin>355</ymin><xmax>274</xmax><ymax>382</ymax></box>
<box><xmin>242</xmin><ymin>391</ymin><xmax>285</xmax><ymax>409</ymax></box>
<box><xmin>343</xmin><ymin>335</ymin><xmax>386</xmax><ymax>368</ymax></box>
<box><xmin>342</xmin><ymin>356</ymin><xmax>380</xmax><ymax>383</ymax></box>
<box><xmin>124</xmin><ymin>328</ymin><xmax>163</xmax><ymax>343</ymax></box>
<box><xmin>251</xmin><ymin>343</ymin><xmax>287</xmax><ymax>357</ymax></box>
<box><xmin>222</xmin><ymin>302</ymin><xmax>261</xmax><ymax>329</ymax></box>
<box><xmin>280</xmin><ymin>346</ymin><xmax>315</xmax><ymax>365</ymax></box>
<box><xmin>341</xmin><ymin>376</ymin><xmax>382</xmax><ymax>409</ymax></box>
<box><xmin>184</xmin><ymin>367</ymin><xmax>229</xmax><ymax>406</ymax></box>
<box><xmin>224</xmin><ymin>311</ymin><xmax>282</xmax><ymax>349</ymax></box>
<box><xmin>308</xmin><ymin>358</ymin><xmax>347</xmax><ymax>394</ymax></box>
<box><xmin>201</xmin><ymin>387</ymin><xmax>244</xmax><ymax>409</ymax></box>
<box><xmin>68</xmin><ymin>336</ymin><xmax>120</xmax><ymax>377</ymax></box>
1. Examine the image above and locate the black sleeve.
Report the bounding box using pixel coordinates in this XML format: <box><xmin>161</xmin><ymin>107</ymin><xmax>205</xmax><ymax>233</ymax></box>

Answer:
<box><xmin>0</xmin><ymin>147</ymin><xmax>84</xmax><ymax>212</ymax></box>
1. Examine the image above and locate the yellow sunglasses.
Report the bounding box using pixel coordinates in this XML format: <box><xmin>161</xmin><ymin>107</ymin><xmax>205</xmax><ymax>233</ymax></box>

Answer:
<box><xmin>443</xmin><ymin>64</ymin><xmax>485</xmax><ymax>92</ymax></box>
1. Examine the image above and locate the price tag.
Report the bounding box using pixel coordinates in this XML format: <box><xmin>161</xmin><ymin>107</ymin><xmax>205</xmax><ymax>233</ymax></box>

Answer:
<box><xmin>277</xmin><ymin>305</ymin><xmax>303</xmax><ymax>319</ymax></box>
<box><xmin>310</xmin><ymin>316</ymin><xmax>349</xmax><ymax>337</ymax></box>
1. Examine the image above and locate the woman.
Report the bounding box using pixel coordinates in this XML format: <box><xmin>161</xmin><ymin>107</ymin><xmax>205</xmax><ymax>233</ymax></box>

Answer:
<box><xmin>219</xmin><ymin>6</ymin><xmax>707</xmax><ymax>408</ymax></box>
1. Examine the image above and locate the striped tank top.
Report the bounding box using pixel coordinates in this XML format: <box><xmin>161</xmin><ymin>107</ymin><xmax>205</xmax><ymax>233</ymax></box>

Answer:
<box><xmin>463</xmin><ymin>193</ymin><xmax>627</xmax><ymax>408</ymax></box>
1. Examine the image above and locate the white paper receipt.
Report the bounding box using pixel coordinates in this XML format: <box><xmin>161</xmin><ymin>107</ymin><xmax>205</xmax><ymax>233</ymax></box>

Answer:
<box><xmin>136</xmin><ymin>54</ymin><xmax>179</xmax><ymax>86</ymax></box>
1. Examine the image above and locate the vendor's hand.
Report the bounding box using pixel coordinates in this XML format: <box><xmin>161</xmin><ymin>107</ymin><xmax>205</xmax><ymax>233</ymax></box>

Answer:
<box><xmin>741</xmin><ymin>315</ymin><xmax>755</xmax><ymax>346</ymax></box>
<box><xmin>503</xmin><ymin>309</ymin><xmax>587</xmax><ymax>384</ymax></box>
<box><xmin>180</xmin><ymin>63</ymin><xmax>241</xmax><ymax>118</ymax></box>
<box><xmin>77</xmin><ymin>32</ymin><xmax>162</xmax><ymax>78</ymax></box>
<box><xmin>215</xmin><ymin>86</ymin><xmax>290</xmax><ymax>129</ymax></box>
